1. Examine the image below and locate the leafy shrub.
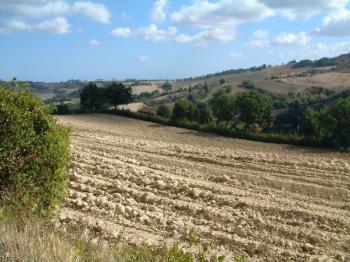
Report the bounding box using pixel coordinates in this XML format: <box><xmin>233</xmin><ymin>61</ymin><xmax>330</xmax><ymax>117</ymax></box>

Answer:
<box><xmin>171</xmin><ymin>100</ymin><xmax>198</xmax><ymax>122</ymax></box>
<box><xmin>0</xmin><ymin>81</ymin><xmax>70</xmax><ymax>217</ymax></box>
<box><xmin>156</xmin><ymin>105</ymin><xmax>171</xmax><ymax>119</ymax></box>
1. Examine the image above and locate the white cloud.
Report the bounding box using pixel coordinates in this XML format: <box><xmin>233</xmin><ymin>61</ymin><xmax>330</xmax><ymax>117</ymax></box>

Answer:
<box><xmin>315</xmin><ymin>9</ymin><xmax>350</xmax><ymax>36</ymax></box>
<box><xmin>259</xmin><ymin>0</ymin><xmax>349</xmax><ymax>20</ymax></box>
<box><xmin>111</xmin><ymin>27</ymin><xmax>132</xmax><ymax>38</ymax></box>
<box><xmin>229</xmin><ymin>52</ymin><xmax>243</xmax><ymax>58</ymax></box>
<box><xmin>111</xmin><ymin>24</ymin><xmax>177</xmax><ymax>42</ymax></box>
<box><xmin>72</xmin><ymin>1</ymin><xmax>111</xmax><ymax>24</ymax></box>
<box><xmin>274</xmin><ymin>41</ymin><xmax>350</xmax><ymax>62</ymax></box>
<box><xmin>150</xmin><ymin>0</ymin><xmax>168</xmax><ymax>23</ymax></box>
<box><xmin>139</xmin><ymin>24</ymin><xmax>177</xmax><ymax>42</ymax></box>
<box><xmin>138</xmin><ymin>56</ymin><xmax>150</xmax><ymax>63</ymax></box>
<box><xmin>171</xmin><ymin>0</ymin><xmax>273</xmax><ymax>30</ymax></box>
<box><xmin>175</xmin><ymin>28</ymin><xmax>235</xmax><ymax>47</ymax></box>
<box><xmin>272</xmin><ymin>32</ymin><xmax>311</xmax><ymax>45</ymax></box>
<box><xmin>88</xmin><ymin>39</ymin><xmax>100</xmax><ymax>45</ymax></box>
<box><xmin>248</xmin><ymin>31</ymin><xmax>311</xmax><ymax>47</ymax></box>
<box><xmin>0</xmin><ymin>1</ymin><xmax>111</xmax><ymax>23</ymax></box>
<box><xmin>7</xmin><ymin>16</ymin><xmax>71</xmax><ymax>34</ymax></box>
<box><xmin>253</xmin><ymin>29</ymin><xmax>269</xmax><ymax>38</ymax></box>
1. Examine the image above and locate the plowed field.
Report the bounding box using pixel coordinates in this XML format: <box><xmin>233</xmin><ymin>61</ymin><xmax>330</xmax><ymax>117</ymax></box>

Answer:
<box><xmin>57</xmin><ymin>114</ymin><xmax>350</xmax><ymax>261</ymax></box>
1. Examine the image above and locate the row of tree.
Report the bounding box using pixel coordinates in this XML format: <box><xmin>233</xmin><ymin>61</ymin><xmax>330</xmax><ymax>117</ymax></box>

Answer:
<box><xmin>80</xmin><ymin>82</ymin><xmax>132</xmax><ymax>111</ymax></box>
<box><xmin>156</xmin><ymin>89</ymin><xmax>350</xmax><ymax>148</ymax></box>
<box><xmin>157</xmin><ymin>90</ymin><xmax>274</xmax><ymax>133</ymax></box>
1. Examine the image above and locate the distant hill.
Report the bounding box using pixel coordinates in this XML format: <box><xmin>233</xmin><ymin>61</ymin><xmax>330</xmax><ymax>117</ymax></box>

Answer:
<box><xmin>291</xmin><ymin>53</ymin><xmax>350</xmax><ymax>69</ymax></box>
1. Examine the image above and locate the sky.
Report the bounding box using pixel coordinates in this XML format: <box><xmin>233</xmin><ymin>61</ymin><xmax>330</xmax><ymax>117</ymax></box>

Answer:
<box><xmin>1</xmin><ymin>0</ymin><xmax>350</xmax><ymax>82</ymax></box>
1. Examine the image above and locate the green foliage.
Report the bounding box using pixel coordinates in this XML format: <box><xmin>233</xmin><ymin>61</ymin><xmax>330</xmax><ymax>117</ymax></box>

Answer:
<box><xmin>56</xmin><ymin>103</ymin><xmax>71</xmax><ymax>115</ymax></box>
<box><xmin>105</xmin><ymin>82</ymin><xmax>132</xmax><ymax>110</ymax></box>
<box><xmin>80</xmin><ymin>82</ymin><xmax>104</xmax><ymax>112</ymax></box>
<box><xmin>219</xmin><ymin>78</ymin><xmax>225</xmax><ymax>85</ymax></box>
<box><xmin>197</xmin><ymin>103</ymin><xmax>213</xmax><ymax>125</ymax></box>
<box><xmin>222</xmin><ymin>84</ymin><xmax>232</xmax><ymax>93</ymax></box>
<box><xmin>171</xmin><ymin>100</ymin><xmax>198</xmax><ymax>122</ymax></box>
<box><xmin>161</xmin><ymin>81</ymin><xmax>172</xmax><ymax>91</ymax></box>
<box><xmin>209</xmin><ymin>90</ymin><xmax>236</xmax><ymax>126</ymax></box>
<box><xmin>156</xmin><ymin>105</ymin><xmax>171</xmax><ymax>119</ymax></box>
<box><xmin>236</xmin><ymin>91</ymin><xmax>274</xmax><ymax>131</ymax></box>
<box><xmin>241</xmin><ymin>80</ymin><xmax>255</xmax><ymax>90</ymax></box>
<box><xmin>292</xmin><ymin>59</ymin><xmax>314</xmax><ymax>68</ymax></box>
<box><xmin>328</xmin><ymin>98</ymin><xmax>350</xmax><ymax>148</ymax></box>
<box><xmin>0</xmin><ymin>81</ymin><xmax>70</xmax><ymax>217</ymax></box>
<box><xmin>299</xmin><ymin>98</ymin><xmax>350</xmax><ymax>148</ymax></box>
<box><xmin>273</xmin><ymin>99</ymin><xmax>288</xmax><ymax>109</ymax></box>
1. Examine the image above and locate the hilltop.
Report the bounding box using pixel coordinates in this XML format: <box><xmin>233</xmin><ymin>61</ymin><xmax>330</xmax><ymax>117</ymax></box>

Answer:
<box><xmin>15</xmin><ymin>52</ymin><xmax>350</xmax><ymax>113</ymax></box>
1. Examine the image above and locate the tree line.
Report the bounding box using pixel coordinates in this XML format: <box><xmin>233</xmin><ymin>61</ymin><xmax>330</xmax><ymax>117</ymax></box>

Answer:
<box><xmin>77</xmin><ymin>82</ymin><xmax>349</xmax><ymax>149</ymax></box>
<box><xmin>80</xmin><ymin>82</ymin><xmax>132</xmax><ymax>111</ymax></box>
<box><xmin>156</xmin><ymin>89</ymin><xmax>350</xmax><ymax>148</ymax></box>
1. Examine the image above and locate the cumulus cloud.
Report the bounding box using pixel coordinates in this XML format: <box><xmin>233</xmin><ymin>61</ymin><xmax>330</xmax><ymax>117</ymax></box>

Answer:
<box><xmin>0</xmin><ymin>0</ymin><xmax>111</xmax><ymax>23</ymax></box>
<box><xmin>259</xmin><ymin>0</ymin><xmax>349</xmax><ymax>20</ymax></box>
<box><xmin>171</xmin><ymin>0</ymin><xmax>273</xmax><ymax>29</ymax></box>
<box><xmin>272</xmin><ymin>32</ymin><xmax>311</xmax><ymax>45</ymax></box>
<box><xmin>111</xmin><ymin>24</ymin><xmax>177</xmax><ymax>42</ymax></box>
<box><xmin>175</xmin><ymin>28</ymin><xmax>235</xmax><ymax>47</ymax></box>
<box><xmin>253</xmin><ymin>29</ymin><xmax>269</xmax><ymax>38</ymax></box>
<box><xmin>111</xmin><ymin>27</ymin><xmax>132</xmax><ymax>38</ymax></box>
<box><xmin>248</xmin><ymin>31</ymin><xmax>311</xmax><ymax>47</ymax></box>
<box><xmin>138</xmin><ymin>24</ymin><xmax>177</xmax><ymax>42</ymax></box>
<box><xmin>150</xmin><ymin>0</ymin><xmax>168</xmax><ymax>23</ymax></box>
<box><xmin>314</xmin><ymin>9</ymin><xmax>350</xmax><ymax>36</ymax></box>
<box><xmin>88</xmin><ymin>39</ymin><xmax>100</xmax><ymax>45</ymax></box>
<box><xmin>72</xmin><ymin>1</ymin><xmax>111</xmax><ymax>23</ymax></box>
<box><xmin>169</xmin><ymin>0</ymin><xmax>273</xmax><ymax>46</ymax></box>
<box><xmin>7</xmin><ymin>16</ymin><xmax>71</xmax><ymax>34</ymax></box>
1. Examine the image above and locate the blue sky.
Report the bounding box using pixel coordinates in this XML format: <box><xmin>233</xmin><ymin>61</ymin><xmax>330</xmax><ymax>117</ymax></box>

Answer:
<box><xmin>1</xmin><ymin>0</ymin><xmax>350</xmax><ymax>82</ymax></box>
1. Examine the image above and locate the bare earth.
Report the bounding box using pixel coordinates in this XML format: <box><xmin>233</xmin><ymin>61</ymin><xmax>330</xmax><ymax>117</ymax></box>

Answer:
<box><xmin>57</xmin><ymin>114</ymin><xmax>350</xmax><ymax>261</ymax></box>
<box><xmin>281</xmin><ymin>72</ymin><xmax>350</xmax><ymax>91</ymax></box>
<box><xmin>131</xmin><ymin>84</ymin><xmax>159</xmax><ymax>95</ymax></box>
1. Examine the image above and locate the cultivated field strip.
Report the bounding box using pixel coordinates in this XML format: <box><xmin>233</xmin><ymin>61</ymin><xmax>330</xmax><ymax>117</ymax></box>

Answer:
<box><xmin>58</xmin><ymin>114</ymin><xmax>350</xmax><ymax>261</ymax></box>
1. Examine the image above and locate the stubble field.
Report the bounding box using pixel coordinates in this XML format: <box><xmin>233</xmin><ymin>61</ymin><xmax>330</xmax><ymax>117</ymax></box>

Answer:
<box><xmin>57</xmin><ymin>114</ymin><xmax>350</xmax><ymax>261</ymax></box>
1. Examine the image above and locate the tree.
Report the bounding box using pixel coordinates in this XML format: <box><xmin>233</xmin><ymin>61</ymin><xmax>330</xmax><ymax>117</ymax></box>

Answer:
<box><xmin>220</xmin><ymin>78</ymin><xmax>225</xmax><ymax>85</ymax></box>
<box><xmin>56</xmin><ymin>103</ymin><xmax>71</xmax><ymax>115</ymax></box>
<box><xmin>203</xmin><ymin>82</ymin><xmax>209</xmax><ymax>93</ymax></box>
<box><xmin>157</xmin><ymin>105</ymin><xmax>171</xmax><ymax>119</ymax></box>
<box><xmin>330</xmin><ymin>97</ymin><xmax>350</xmax><ymax>148</ymax></box>
<box><xmin>161</xmin><ymin>81</ymin><xmax>172</xmax><ymax>91</ymax></box>
<box><xmin>197</xmin><ymin>103</ymin><xmax>213</xmax><ymax>125</ymax></box>
<box><xmin>171</xmin><ymin>100</ymin><xmax>198</xmax><ymax>122</ymax></box>
<box><xmin>80</xmin><ymin>82</ymin><xmax>104</xmax><ymax>112</ymax></box>
<box><xmin>105</xmin><ymin>82</ymin><xmax>132</xmax><ymax>110</ymax></box>
<box><xmin>236</xmin><ymin>91</ymin><xmax>273</xmax><ymax>131</ymax></box>
<box><xmin>0</xmin><ymin>81</ymin><xmax>70</xmax><ymax>217</ymax></box>
<box><xmin>209</xmin><ymin>90</ymin><xmax>236</xmax><ymax>126</ymax></box>
<box><xmin>300</xmin><ymin>108</ymin><xmax>321</xmax><ymax>137</ymax></box>
<box><xmin>241</xmin><ymin>80</ymin><xmax>255</xmax><ymax>90</ymax></box>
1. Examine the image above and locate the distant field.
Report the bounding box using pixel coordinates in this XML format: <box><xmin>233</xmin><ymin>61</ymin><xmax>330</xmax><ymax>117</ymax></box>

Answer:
<box><xmin>281</xmin><ymin>72</ymin><xmax>350</xmax><ymax>91</ymax></box>
<box><xmin>131</xmin><ymin>84</ymin><xmax>159</xmax><ymax>95</ymax></box>
<box><xmin>58</xmin><ymin>114</ymin><xmax>350</xmax><ymax>261</ymax></box>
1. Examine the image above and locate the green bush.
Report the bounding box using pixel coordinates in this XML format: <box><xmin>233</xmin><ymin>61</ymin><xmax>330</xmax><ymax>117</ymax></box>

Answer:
<box><xmin>0</xmin><ymin>81</ymin><xmax>70</xmax><ymax>217</ymax></box>
<box><xmin>157</xmin><ymin>105</ymin><xmax>171</xmax><ymax>119</ymax></box>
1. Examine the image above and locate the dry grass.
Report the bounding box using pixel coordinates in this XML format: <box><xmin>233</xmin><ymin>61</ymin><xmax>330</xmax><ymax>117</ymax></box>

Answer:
<box><xmin>0</xmin><ymin>217</ymin><xmax>232</xmax><ymax>262</ymax></box>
